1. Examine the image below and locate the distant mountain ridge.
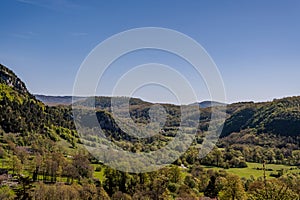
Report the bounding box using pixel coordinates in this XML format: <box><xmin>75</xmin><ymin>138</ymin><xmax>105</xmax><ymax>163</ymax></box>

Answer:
<box><xmin>35</xmin><ymin>94</ymin><xmax>227</xmax><ymax>108</ymax></box>
<box><xmin>191</xmin><ymin>100</ymin><xmax>227</xmax><ymax>108</ymax></box>
<box><xmin>35</xmin><ymin>95</ymin><xmax>87</xmax><ymax>106</ymax></box>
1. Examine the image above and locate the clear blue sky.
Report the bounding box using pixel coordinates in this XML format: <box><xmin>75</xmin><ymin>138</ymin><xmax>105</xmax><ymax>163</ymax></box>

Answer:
<box><xmin>0</xmin><ymin>0</ymin><xmax>299</xmax><ymax>103</ymax></box>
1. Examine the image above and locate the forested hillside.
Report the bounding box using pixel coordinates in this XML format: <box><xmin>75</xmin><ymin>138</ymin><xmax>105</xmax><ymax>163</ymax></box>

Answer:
<box><xmin>0</xmin><ymin>64</ymin><xmax>77</xmax><ymax>147</ymax></box>
<box><xmin>222</xmin><ymin>97</ymin><xmax>300</xmax><ymax>137</ymax></box>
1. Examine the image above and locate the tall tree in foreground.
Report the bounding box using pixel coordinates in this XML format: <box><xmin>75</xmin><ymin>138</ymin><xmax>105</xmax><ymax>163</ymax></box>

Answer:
<box><xmin>72</xmin><ymin>152</ymin><xmax>93</xmax><ymax>181</ymax></box>
<box><xmin>248</xmin><ymin>179</ymin><xmax>299</xmax><ymax>200</ymax></box>
<box><xmin>218</xmin><ymin>174</ymin><xmax>247</xmax><ymax>200</ymax></box>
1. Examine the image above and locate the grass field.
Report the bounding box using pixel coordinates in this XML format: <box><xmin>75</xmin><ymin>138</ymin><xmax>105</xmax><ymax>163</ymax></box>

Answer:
<box><xmin>202</xmin><ymin>162</ymin><xmax>300</xmax><ymax>179</ymax></box>
<box><xmin>92</xmin><ymin>164</ymin><xmax>105</xmax><ymax>182</ymax></box>
<box><xmin>2</xmin><ymin>157</ymin><xmax>299</xmax><ymax>181</ymax></box>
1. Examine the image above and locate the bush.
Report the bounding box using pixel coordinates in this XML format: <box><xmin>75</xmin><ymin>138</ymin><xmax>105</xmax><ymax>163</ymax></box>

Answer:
<box><xmin>95</xmin><ymin>166</ymin><xmax>102</xmax><ymax>172</ymax></box>
<box><xmin>168</xmin><ymin>183</ymin><xmax>178</xmax><ymax>193</ymax></box>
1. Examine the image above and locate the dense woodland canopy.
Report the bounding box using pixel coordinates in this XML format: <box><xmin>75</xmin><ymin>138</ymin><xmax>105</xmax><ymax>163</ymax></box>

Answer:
<box><xmin>0</xmin><ymin>64</ymin><xmax>299</xmax><ymax>199</ymax></box>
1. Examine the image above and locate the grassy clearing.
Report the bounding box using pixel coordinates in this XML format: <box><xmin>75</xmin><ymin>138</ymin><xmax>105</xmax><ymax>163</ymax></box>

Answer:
<box><xmin>202</xmin><ymin>162</ymin><xmax>300</xmax><ymax>179</ymax></box>
<box><xmin>92</xmin><ymin>164</ymin><xmax>105</xmax><ymax>182</ymax></box>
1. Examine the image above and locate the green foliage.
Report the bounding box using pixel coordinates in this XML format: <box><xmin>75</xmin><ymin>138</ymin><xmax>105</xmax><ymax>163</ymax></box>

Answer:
<box><xmin>248</xmin><ymin>179</ymin><xmax>299</xmax><ymax>200</ymax></box>
<box><xmin>200</xmin><ymin>147</ymin><xmax>247</xmax><ymax>169</ymax></box>
<box><xmin>0</xmin><ymin>83</ymin><xmax>25</xmax><ymax>103</ymax></box>
<box><xmin>218</xmin><ymin>174</ymin><xmax>247</xmax><ymax>200</ymax></box>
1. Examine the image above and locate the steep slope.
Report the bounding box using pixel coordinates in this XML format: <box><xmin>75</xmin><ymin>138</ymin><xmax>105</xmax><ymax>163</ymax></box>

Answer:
<box><xmin>221</xmin><ymin>97</ymin><xmax>300</xmax><ymax>137</ymax></box>
<box><xmin>0</xmin><ymin>64</ymin><xmax>28</xmax><ymax>95</ymax></box>
<box><xmin>0</xmin><ymin>64</ymin><xmax>76</xmax><ymax>144</ymax></box>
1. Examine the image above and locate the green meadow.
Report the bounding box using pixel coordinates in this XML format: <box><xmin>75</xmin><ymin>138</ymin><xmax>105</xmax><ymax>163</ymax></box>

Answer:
<box><xmin>202</xmin><ymin>162</ymin><xmax>300</xmax><ymax>179</ymax></box>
